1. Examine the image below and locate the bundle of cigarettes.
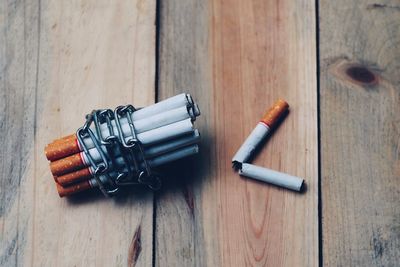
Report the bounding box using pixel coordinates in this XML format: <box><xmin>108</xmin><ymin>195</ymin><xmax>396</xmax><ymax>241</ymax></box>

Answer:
<box><xmin>45</xmin><ymin>94</ymin><xmax>201</xmax><ymax>197</ymax></box>
<box><xmin>232</xmin><ymin>99</ymin><xmax>305</xmax><ymax>192</ymax></box>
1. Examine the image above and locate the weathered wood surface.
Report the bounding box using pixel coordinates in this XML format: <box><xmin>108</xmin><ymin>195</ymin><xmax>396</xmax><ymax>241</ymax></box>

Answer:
<box><xmin>156</xmin><ymin>0</ymin><xmax>318</xmax><ymax>266</ymax></box>
<box><xmin>320</xmin><ymin>0</ymin><xmax>400</xmax><ymax>266</ymax></box>
<box><xmin>0</xmin><ymin>1</ymin><xmax>155</xmax><ymax>266</ymax></box>
<box><xmin>2</xmin><ymin>0</ymin><xmax>400</xmax><ymax>266</ymax></box>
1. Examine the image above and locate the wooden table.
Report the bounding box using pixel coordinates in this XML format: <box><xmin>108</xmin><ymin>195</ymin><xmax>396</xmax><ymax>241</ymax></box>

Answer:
<box><xmin>1</xmin><ymin>1</ymin><xmax>398</xmax><ymax>266</ymax></box>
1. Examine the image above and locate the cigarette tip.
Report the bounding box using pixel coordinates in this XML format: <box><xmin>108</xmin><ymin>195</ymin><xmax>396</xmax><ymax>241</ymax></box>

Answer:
<box><xmin>299</xmin><ymin>180</ymin><xmax>307</xmax><ymax>193</ymax></box>
<box><xmin>193</xmin><ymin>103</ymin><xmax>201</xmax><ymax>116</ymax></box>
<box><xmin>232</xmin><ymin>161</ymin><xmax>242</xmax><ymax>171</ymax></box>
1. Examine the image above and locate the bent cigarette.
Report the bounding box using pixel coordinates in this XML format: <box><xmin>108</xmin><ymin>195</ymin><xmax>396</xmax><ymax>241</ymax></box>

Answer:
<box><xmin>232</xmin><ymin>99</ymin><xmax>288</xmax><ymax>166</ymax></box>
<box><xmin>238</xmin><ymin>163</ymin><xmax>304</xmax><ymax>191</ymax></box>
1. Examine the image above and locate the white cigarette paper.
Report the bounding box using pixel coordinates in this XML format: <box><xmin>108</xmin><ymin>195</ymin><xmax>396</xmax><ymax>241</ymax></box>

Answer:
<box><xmin>90</xmin><ymin>144</ymin><xmax>199</xmax><ymax>187</ymax></box>
<box><xmin>99</xmin><ymin>105</ymin><xmax>195</xmax><ymax>137</ymax></box>
<box><xmin>131</xmin><ymin>93</ymin><xmax>193</xmax><ymax>120</ymax></box>
<box><xmin>232</xmin><ymin>123</ymin><xmax>270</xmax><ymax>164</ymax></box>
<box><xmin>80</xmin><ymin>118</ymin><xmax>194</xmax><ymax>149</ymax></box>
<box><xmin>81</xmin><ymin>130</ymin><xmax>200</xmax><ymax>165</ymax></box>
<box><xmin>238</xmin><ymin>163</ymin><xmax>304</xmax><ymax>191</ymax></box>
<box><xmin>147</xmin><ymin>144</ymin><xmax>199</xmax><ymax>166</ymax></box>
<box><xmin>75</xmin><ymin>93</ymin><xmax>199</xmax><ymax>153</ymax></box>
<box><xmin>144</xmin><ymin>130</ymin><xmax>200</xmax><ymax>158</ymax></box>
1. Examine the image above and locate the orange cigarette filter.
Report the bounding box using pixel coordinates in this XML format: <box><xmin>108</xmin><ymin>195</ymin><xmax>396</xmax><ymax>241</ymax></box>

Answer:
<box><xmin>50</xmin><ymin>133</ymin><xmax>76</xmax><ymax>143</ymax></box>
<box><xmin>55</xmin><ymin>168</ymin><xmax>92</xmax><ymax>186</ymax></box>
<box><xmin>56</xmin><ymin>180</ymin><xmax>92</xmax><ymax>197</ymax></box>
<box><xmin>260</xmin><ymin>99</ymin><xmax>289</xmax><ymax>128</ymax></box>
<box><xmin>49</xmin><ymin>153</ymin><xmax>85</xmax><ymax>176</ymax></box>
<box><xmin>44</xmin><ymin>135</ymin><xmax>80</xmax><ymax>161</ymax></box>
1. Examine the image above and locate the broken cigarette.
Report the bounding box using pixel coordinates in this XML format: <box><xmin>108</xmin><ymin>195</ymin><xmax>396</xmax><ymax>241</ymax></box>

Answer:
<box><xmin>232</xmin><ymin>99</ymin><xmax>288</xmax><ymax>167</ymax></box>
<box><xmin>238</xmin><ymin>163</ymin><xmax>304</xmax><ymax>191</ymax></box>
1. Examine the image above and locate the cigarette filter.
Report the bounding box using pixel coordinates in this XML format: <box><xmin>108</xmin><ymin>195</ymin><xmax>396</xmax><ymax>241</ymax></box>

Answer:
<box><xmin>45</xmin><ymin>93</ymin><xmax>201</xmax><ymax>198</ymax></box>
<box><xmin>232</xmin><ymin>99</ymin><xmax>288</xmax><ymax>166</ymax></box>
<box><xmin>238</xmin><ymin>163</ymin><xmax>304</xmax><ymax>191</ymax></box>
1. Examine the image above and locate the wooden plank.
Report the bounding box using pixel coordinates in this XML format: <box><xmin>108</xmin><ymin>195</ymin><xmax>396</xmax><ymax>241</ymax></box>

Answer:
<box><xmin>0</xmin><ymin>1</ymin><xmax>156</xmax><ymax>266</ymax></box>
<box><xmin>320</xmin><ymin>1</ymin><xmax>400</xmax><ymax>266</ymax></box>
<box><xmin>156</xmin><ymin>0</ymin><xmax>318</xmax><ymax>266</ymax></box>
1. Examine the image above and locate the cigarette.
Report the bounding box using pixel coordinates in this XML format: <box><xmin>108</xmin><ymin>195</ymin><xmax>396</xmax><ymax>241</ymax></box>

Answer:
<box><xmin>50</xmin><ymin>129</ymin><xmax>200</xmax><ymax>177</ymax></box>
<box><xmin>89</xmin><ymin>144</ymin><xmax>200</xmax><ymax>188</ymax></box>
<box><xmin>232</xmin><ymin>99</ymin><xmax>288</xmax><ymax>167</ymax></box>
<box><xmin>55</xmin><ymin>168</ymin><xmax>92</xmax><ymax>186</ymax></box>
<box><xmin>45</xmin><ymin>117</ymin><xmax>195</xmax><ymax>162</ymax></box>
<box><xmin>88</xmin><ymin>144</ymin><xmax>199</xmax><ymax>179</ymax></box>
<box><xmin>82</xmin><ymin>129</ymin><xmax>200</xmax><ymax>166</ymax></box>
<box><xmin>44</xmin><ymin>137</ymin><xmax>80</xmax><ymax>162</ymax></box>
<box><xmin>144</xmin><ymin>130</ymin><xmax>200</xmax><ymax>158</ymax></box>
<box><xmin>56</xmin><ymin>180</ymin><xmax>92</xmax><ymax>197</ymax></box>
<box><xmin>45</xmin><ymin>94</ymin><xmax>198</xmax><ymax>161</ymax></box>
<box><xmin>80</xmin><ymin>118</ymin><xmax>194</xmax><ymax>148</ymax></box>
<box><xmin>131</xmin><ymin>93</ymin><xmax>194</xmax><ymax>120</ymax></box>
<box><xmin>238</xmin><ymin>163</ymin><xmax>304</xmax><ymax>192</ymax></box>
<box><xmin>50</xmin><ymin>134</ymin><xmax>76</xmax><ymax>144</ymax></box>
<box><xmin>58</xmin><ymin>144</ymin><xmax>199</xmax><ymax>196</ymax></box>
<box><xmin>50</xmin><ymin>153</ymin><xmax>85</xmax><ymax>176</ymax></box>
<box><xmin>146</xmin><ymin>143</ymin><xmax>199</xmax><ymax>167</ymax></box>
<box><xmin>98</xmin><ymin>105</ymin><xmax>196</xmax><ymax>139</ymax></box>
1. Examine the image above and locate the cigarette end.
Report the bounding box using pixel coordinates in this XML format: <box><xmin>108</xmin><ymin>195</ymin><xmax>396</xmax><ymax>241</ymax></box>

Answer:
<box><xmin>56</xmin><ymin>180</ymin><xmax>92</xmax><ymax>197</ymax></box>
<box><xmin>45</xmin><ymin>137</ymin><xmax>80</xmax><ymax>161</ymax></box>
<box><xmin>56</xmin><ymin>168</ymin><xmax>92</xmax><ymax>186</ymax></box>
<box><xmin>232</xmin><ymin>161</ymin><xmax>242</xmax><ymax>171</ymax></box>
<box><xmin>261</xmin><ymin>99</ymin><xmax>289</xmax><ymax>128</ymax></box>
<box><xmin>299</xmin><ymin>180</ymin><xmax>306</xmax><ymax>193</ymax></box>
<box><xmin>49</xmin><ymin>153</ymin><xmax>85</xmax><ymax>176</ymax></box>
<box><xmin>193</xmin><ymin>104</ymin><xmax>201</xmax><ymax>116</ymax></box>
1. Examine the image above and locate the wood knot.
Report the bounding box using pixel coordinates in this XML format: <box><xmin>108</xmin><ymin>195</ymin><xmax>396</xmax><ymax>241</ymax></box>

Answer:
<box><xmin>128</xmin><ymin>225</ymin><xmax>142</xmax><ymax>267</ymax></box>
<box><xmin>327</xmin><ymin>58</ymin><xmax>381</xmax><ymax>89</ymax></box>
<box><xmin>345</xmin><ymin>66</ymin><xmax>377</xmax><ymax>85</ymax></box>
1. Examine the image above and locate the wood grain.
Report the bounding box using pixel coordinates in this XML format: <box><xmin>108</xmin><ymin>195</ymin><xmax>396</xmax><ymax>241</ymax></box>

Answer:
<box><xmin>0</xmin><ymin>1</ymin><xmax>155</xmax><ymax>266</ymax></box>
<box><xmin>156</xmin><ymin>0</ymin><xmax>318</xmax><ymax>266</ymax></box>
<box><xmin>320</xmin><ymin>0</ymin><xmax>400</xmax><ymax>266</ymax></box>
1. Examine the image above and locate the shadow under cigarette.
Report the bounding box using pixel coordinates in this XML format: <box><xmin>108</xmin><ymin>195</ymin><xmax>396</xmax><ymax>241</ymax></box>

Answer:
<box><xmin>66</xmin><ymin>183</ymin><xmax>155</xmax><ymax>206</ymax></box>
